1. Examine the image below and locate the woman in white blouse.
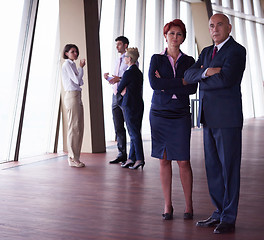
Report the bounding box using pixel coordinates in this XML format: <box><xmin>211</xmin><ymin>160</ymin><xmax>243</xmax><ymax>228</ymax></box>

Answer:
<box><xmin>61</xmin><ymin>44</ymin><xmax>86</xmax><ymax>168</ymax></box>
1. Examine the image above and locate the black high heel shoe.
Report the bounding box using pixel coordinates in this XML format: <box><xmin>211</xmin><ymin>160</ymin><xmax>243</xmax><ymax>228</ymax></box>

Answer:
<box><xmin>129</xmin><ymin>161</ymin><xmax>145</xmax><ymax>170</ymax></box>
<box><xmin>183</xmin><ymin>212</ymin><xmax>193</xmax><ymax>220</ymax></box>
<box><xmin>121</xmin><ymin>160</ymin><xmax>134</xmax><ymax>168</ymax></box>
<box><xmin>162</xmin><ymin>206</ymin><xmax>174</xmax><ymax>220</ymax></box>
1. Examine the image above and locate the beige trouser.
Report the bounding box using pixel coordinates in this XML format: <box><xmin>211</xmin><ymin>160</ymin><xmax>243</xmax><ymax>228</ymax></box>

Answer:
<box><xmin>64</xmin><ymin>91</ymin><xmax>84</xmax><ymax>161</ymax></box>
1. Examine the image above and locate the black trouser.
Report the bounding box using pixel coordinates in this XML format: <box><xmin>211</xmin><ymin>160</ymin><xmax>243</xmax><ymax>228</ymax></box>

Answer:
<box><xmin>112</xmin><ymin>94</ymin><xmax>127</xmax><ymax>159</ymax></box>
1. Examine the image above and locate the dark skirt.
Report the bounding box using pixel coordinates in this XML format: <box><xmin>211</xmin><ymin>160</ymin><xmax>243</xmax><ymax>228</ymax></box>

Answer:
<box><xmin>149</xmin><ymin>107</ymin><xmax>191</xmax><ymax>161</ymax></box>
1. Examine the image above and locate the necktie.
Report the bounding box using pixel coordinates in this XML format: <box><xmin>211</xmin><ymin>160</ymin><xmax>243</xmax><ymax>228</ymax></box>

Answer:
<box><xmin>212</xmin><ymin>46</ymin><xmax>218</xmax><ymax>59</ymax></box>
<box><xmin>113</xmin><ymin>57</ymin><xmax>122</xmax><ymax>95</ymax></box>
<box><xmin>115</xmin><ymin>57</ymin><xmax>122</xmax><ymax>75</ymax></box>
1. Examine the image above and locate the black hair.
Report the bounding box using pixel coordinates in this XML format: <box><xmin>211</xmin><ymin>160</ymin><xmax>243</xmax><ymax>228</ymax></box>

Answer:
<box><xmin>62</xmin><ymin>44</ymin><xmax>79</xmax><ymax>59</ymax></box>
<box><xmin>115</xmin><ymin>36</ymin><xmax>129</xmax><ymax>46</ymax></box>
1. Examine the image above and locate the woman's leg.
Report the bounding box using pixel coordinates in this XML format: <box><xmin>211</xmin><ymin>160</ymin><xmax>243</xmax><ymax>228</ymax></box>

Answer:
<box><xmin>65</xmin><ymin>92</ymin><xmax>82</xmax><ymax>161</ymax></box>
<box><xmin>64</xmin><ymin>91</ymin><xmax>85</xmax><ymax>167</ymax></box>
<box><xmin>160</xmin><ymin>152</ymin><xmax>173</xmax><ymax>213</ymax></box>
<box><xmin>177</xmin><ymin>160</ymin><xmax>193</xmax><ymax>213</ymax></box>
<box><xmin>125</xmin><ymin>107</ymin><xmax>144</xmax><ymax>162</ymax></box>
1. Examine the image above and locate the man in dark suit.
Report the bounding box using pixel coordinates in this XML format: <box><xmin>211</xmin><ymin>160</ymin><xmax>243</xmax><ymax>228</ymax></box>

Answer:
<box><xmin>104</xmin><ymin>36</ymin><xmax>129</xmax><ymax>164</ymax></box>
<box><xmin>184</xmin><ymin>13</ymin><xmax>246</xmax><ymax>234</ymax></box>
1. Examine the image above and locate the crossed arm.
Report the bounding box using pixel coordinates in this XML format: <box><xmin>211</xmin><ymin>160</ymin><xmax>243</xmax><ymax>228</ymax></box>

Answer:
<box><xmin>184</xmin><ymin>48</ymin><xmax>246</xmax><ymax>91</ymax></box>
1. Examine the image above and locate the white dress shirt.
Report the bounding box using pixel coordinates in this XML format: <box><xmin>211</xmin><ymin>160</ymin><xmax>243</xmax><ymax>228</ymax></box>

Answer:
<box><xmin>62</xmin><ymin>59</ymin><xmax>84</xmax><ymax>91</ymax></box>
<box><xmin>106</xmin><ymin>53</ymin><xmax>128</xmax><ymax>94</ymax></box>
<box><xmin>106</xmin><ymin>53</ymin><xmax>128</xmax><ymax>81</ymax></box>
<box><xmin>106</xmin><ymin>53</ymin><xmax>139</xmax><ymax>94</ymax></box>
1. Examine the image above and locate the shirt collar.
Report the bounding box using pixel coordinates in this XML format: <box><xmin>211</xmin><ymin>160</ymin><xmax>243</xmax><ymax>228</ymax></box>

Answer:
<box><xmin>161</xmin><ymin>48</ymin><xmax>184</xmax><ymax>58</ymax></box>
<box><xmin>66</xmin><ymin>59</ymin><xmax>74</xmax><ymax>64</ymax></box>
<box><xmin>215</xmin><ymin>36</ymin><xmax>230</xmax><ymax>51</ymax></box>
<box><xmin>120</xmin><ymin>52</ymin><xmax>126</xmax><ymax>60</ymax></box>
<box><xmin>161</xmin><ymin>48</ymin><xmax>184</xmax><ymax>64</ymax></box>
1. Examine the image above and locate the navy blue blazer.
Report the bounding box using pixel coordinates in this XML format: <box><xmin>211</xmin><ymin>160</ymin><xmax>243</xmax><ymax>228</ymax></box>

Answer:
<box><xmin>184</xmin><ymin>37</ymin><xmax>246</xmax><ymax>128</ymax></box>
<box><xmin>117</xmin><ymin>64</ymin><xmax>143</xmax><ymax>111</ymax></box>
<box><xmin>149</xmin><ymin>52</ymin><xmax>197</xmax><ymax>110</ymax></box>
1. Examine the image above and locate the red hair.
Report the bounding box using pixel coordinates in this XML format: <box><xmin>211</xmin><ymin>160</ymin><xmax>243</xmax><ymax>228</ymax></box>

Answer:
<box><xmin>163</xmin><ymin>19</ymin><xmax>186</xmax><ymax>42</ymax></box>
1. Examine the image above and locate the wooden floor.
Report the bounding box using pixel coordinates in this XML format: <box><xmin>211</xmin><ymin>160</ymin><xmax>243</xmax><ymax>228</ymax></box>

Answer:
<box><xmin>0</xmin><ymin>118</ymin><xmax>264</xmax><ymax>240</ymax></box>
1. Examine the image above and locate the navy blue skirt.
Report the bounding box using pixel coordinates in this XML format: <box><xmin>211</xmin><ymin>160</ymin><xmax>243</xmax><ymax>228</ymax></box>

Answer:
<box><xmin>149</xmin><ymin>107</ymin><xmax>191</xmax><ymax>161</ymax></box>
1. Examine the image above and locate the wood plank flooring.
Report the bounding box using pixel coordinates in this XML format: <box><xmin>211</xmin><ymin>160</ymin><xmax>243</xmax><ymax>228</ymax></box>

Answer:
<box><xmin>0</xmin><ymin>118</ymin><xmax>264</xmax><ymax>240</ymax></box>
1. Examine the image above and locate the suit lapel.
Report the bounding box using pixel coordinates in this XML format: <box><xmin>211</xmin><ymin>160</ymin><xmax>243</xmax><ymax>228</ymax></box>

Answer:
<box><xmin>218</xmin><ymin>36</ymin><xmax>234</xmax><ymax>53</ymax></box>
<box><xmin>162</xmin><ymin>55</ymin><xmax>175</xmax><ymax>77</ymax></box>
<box><xmin>210</xmin><ymin>36</ymin><xmax>234</xmax><ymax>61</ymax></box>
<box><xmin>203</xmin><ymin>45</ymin><xmax>214</xmax><ymax>67</ymax></box>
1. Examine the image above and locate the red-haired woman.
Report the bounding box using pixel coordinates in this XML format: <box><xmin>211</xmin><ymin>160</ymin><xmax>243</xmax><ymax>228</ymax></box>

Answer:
<box><xmin>149</xmin><ymin>19</ymin><xmax>197</xmax><ymax>220</ymax></box>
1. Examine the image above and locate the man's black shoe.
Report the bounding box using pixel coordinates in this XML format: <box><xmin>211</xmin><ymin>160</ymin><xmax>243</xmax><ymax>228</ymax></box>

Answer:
<box><xmin>196</xmin><ymin>217</ymin><xmax>220</xmax><ymax>227</ymax></box>
<box><xmin>109</xmin><ymin>157</ymin><xmax>126</xmax><ymax>164</ymax></box>
<box><xmin>213</xmin><ymin>222</ymin><xmax>235</xmax><ymax>234</ymax></box>
<box><xmin>109</xmin><ymin>158</ymin><xmax>122</xmax><ymax>164</ymax></box>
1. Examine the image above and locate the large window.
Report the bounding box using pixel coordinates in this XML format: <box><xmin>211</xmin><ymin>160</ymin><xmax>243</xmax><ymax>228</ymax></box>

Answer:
<box><xmin>19</xmin><ymin>0</ymin><xmax>60</xmax><ymax>158</ymax></box>
<box><xmin>0</xmin><ymin>1</ymin><xmax>24</xmax><ymax>162</ymax></box>
<box><xmin>0</xmin><ymin>0</ymin><xmax>61</xmax><ymax>162</ymax></box>
<box><xmin>99</xmin><ymin>0</ymin><xmax>116</xmax><ymax>142</ymax></box>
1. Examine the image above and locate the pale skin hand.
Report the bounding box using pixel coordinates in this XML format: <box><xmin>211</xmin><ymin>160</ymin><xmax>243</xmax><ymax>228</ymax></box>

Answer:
<box><xmin>205</xmin><ymin>67</ymin><xmax>221</xmax><ymax>76</ymax></box>
<box><xmin>108</xmin><ymin>75</ymin><xmax>125</xmax><ymax>95</ymax></box>
<box><xmin>155</xmin><ymin>70</ymin><xmax>161</xmax><ymax>78</ymax></box>
<box><xmin>121</xmin><ymin>88</ymin><xmax>126</xmax><ymax>96</ymax></box>
<box><xmin>108</xmin><ymin>75</ymin><xmax>120</xmax><ymax>84</ymax></box>
<box><xmin>80</xmin><ymin>59</ymin><xmax>86</xmax><ymax>68</ymax></box>
<box><xmin>104</xmin><ymin>72</ymin><xmax>109</xmax><ymax>80</ymax></box>
<box><xmin>155</xmin><ymin>70</ymin><xmax>164</xmax><ymax>91</ymax></box>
